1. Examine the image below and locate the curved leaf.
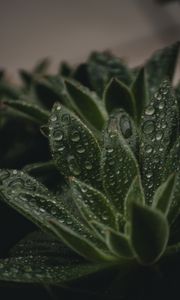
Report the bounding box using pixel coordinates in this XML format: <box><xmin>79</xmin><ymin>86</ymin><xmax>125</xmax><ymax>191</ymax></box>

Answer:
<box><xmin>104</xmin><ymin>78</ymin><xmax>136</xmax><ymax>119</ymax></box>
<box><xmin>87</xmin><ymin>51</ymin><xmax>132</xmax><ymax>97</ymax></box>
<box><xmin>146</xmin><ymin>41</ymin><xmax>180</xmax><ymax>97</ymax></box>
<box><xmin>140</xmin><ymin>80</ymin><xmax>179</xmax><ymax>203</ymax></box>
<box><xmin>49</xmin><ymin>103</ymin><xmax>102</xmax><ymax>189</ymax></box>
<box><xmin>65</xmin><ymin>79</ymin><xmax>107</xmax><ymax>131</ymax></box>
<box><xmin>0</xmin><ymin>256</ymin><xmax>105</xmax><ymax>284</ymax></box>
<box><xmin>48</xmin><ymin>219</ymin><xmax>116</xmax><ymax>262</ymax></box>
<box><xmin>131</xmin><ymin>68</ymin><xmax>148</xmax><ymax>122</ymax></box>
<box><xmin>2</xmin><ymin>99</ymin><xmax>49</xmax><ymax>124</ymax></box>
<box><xmin>129</xmin><ymin>202</ymin><xmax>169</xmax><ymax>265</ymax></box>
<box><xmin>101</xmin><ymin>127</ymin><xmax>139</xmax><ymax>214</ymax></box>
<box><xmin>106</xmin><ymin>229</ymin><xmax>133</xmax><ymax>258</ymax></box>
<box><xmin>70</xmin><ymin>178</ymin><xmax>117</xmax><ymax>230</ymax></box>
<box><xmin>152</xmin><ymin>173</ymin><xmax>176</xmax><ymax>216</ymax></box>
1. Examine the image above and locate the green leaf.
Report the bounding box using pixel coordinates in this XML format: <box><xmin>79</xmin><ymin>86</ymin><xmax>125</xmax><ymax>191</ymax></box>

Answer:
<box><xmin>131</xmin><ymin>68</ymin><xmax>148</xmax><ymax>122</ymax></box>
<box><xmin>49</xmin><ymin>103</ymin><xmax>102</xmax><ymax>189</ymax></box>
<box><xmin>129</xmin><ymin>202</ymin><xmax>169</xmax><ymax>265</ymax></box>
<box><xmin>106</xmin><ymin>229</ymin><xmax>133</xmax><ymax>258</ymax></box>
<box><xmin>106</xmin><ymin>109</ymin><xmax>139</xmax><ymax>156</ymax></box>
<box><xmin>70</xmin><ymin>178</ymin><xmax>117</xmax><ymax>229</ymax></box>
<box><xmin>163</xmin><ymin>136</ymin><xmax>180</xmax><ymax>178</ymax></box>
<box><xmin>101</xmin><ymin>126</ymin><xmax>139</xmax><ymax>214</ymax></box>
<box><xmin>65</xmin><ymin>79</ymin><xmax>107</xmax><ymax>131</ymax></box>
<box><xmin>87</xmin><ymin>51</ymin><xmax>132</xmax><ymax>97</ymax></box>
<box><xmin>167</xmin><ymin>173</ymin><xmax>180</xmax><ymax>225</ymax></box>
<box><xmin>48</xmin><ymin>219</ymin><xmax>116</xmax><ymax>262</ymax></box>
<box><xmin>0</xmin><ymin>170</ymin><xmax>90</xmax><ymax>237</ymax></box>
<box><xmin>9</xmin><ymin>231</ymin><xmax>79</xmax><ymax>259</ymax></box>
<box><xmin>34</xmin><ymin>76</ymin><xmax>72</xmax><ymax>110</ymax></box>
<box><xmin>140</xmin><ymin>80</ymin><xmax>179</xmax><ymax>203</ymax></box>
<box><xmin>2</xmin><ymin>99</ymin><xmax>49</xmax><ymax>124</ymax></box>
<box><xmin>145</xmin><ymin>42</ymin><xmax>180</xmax><ymax>98</ymax></box>
<box><xmin>152</xmin><ymin>174</ymin><xmax>176</xmax><ymax>216</ymax></box>
<box><xmin>0</xmin><ymin>255</ymin><xmax>105</xmax><ymax>284</ymax></box>
<box><xmin>124</xmin><ymin>176</ymin><xmax>145</xmax><ymax>219</ymax></box>
<box><xmin>104</xmin><ymin>78</ymin><xmax>136</xmax><ymax>119</ymax></box>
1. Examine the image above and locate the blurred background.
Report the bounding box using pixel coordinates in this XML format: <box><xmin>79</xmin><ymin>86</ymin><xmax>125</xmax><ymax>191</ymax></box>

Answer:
<box><xmin>0</xmin><ymin>0</ymin><xmax>180</xmax><ymax>76</ymax></box>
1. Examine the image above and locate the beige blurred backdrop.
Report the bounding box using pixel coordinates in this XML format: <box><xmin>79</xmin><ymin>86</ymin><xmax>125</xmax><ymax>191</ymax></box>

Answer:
<box><xmin>0</xmin><ymin>0</ymin><xmax>180</xmax><ymax>76</ymax></box>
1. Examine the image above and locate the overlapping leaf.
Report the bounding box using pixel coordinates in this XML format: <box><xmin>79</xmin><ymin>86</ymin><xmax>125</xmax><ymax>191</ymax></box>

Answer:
<box><xmin>101</xmin><ymin>125</ymin><xmax>139</xmax><ymax>214</ymax></box>
<box><xmin>49</xmin><ymin>103</ymin><xmax>102</xmax><ymax>189</ymax></box>
<box><xmin>145</xmin><ymin>42</ymin><xmax>180</xmax><ymax>98</ymax></box>
<box><xmin>140</xmin><ymin>80</ymin><xmax>179</xmax><ymax>203</ymax></box>
<box><xmin>129</xmin><ymin>202</ymin><xmax>169</xmax><ymax>264</ymax></box>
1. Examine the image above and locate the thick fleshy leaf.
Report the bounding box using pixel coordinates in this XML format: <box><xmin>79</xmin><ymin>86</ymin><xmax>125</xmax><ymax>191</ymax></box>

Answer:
<box><xmin>131</xmin><ymin>68</ymin><xmax>148</xmax><ymax>122</ymax></box>
<box><xmin>167</xmin><ymin>173</ymin><xmax>180</xmax><ymax>225</ymax></box>
<box><xmin>124</xmin><ymin>176</ymin><xmax>145</xmax><ymax>219</ymax></box>
<box><xmin>163</xmin><ymin>136</ymin><xmax>180</xmax><ymax>178</ymax></box>
<box><xmin>87</xmin><ymin>51</ymin><xmax>132</xmax><ymax>97</ymax></box>
<box><xmin>101</xmin><ymin>127</ymin><xmax>139</xmax><ymax>214</ymax></box>
<box><xmin>106</xmin><ymin>229</ymin><xmax>133</xmax><ymax>258</ymax></box>
<box><xmin>49</xmin><ymin>103</ymin><xmax>101</xmax><ymax>189</ymax></box>
<box><xmin>145</xmin><ymin>42</ymin><xmax>180</xmax><ymax>97</ymax></box>
<box><xmin>0</xmin><ymin>256</ymin><xmax>105</xmax><ymax>284</ymax></box>
<box><xmin>104</xmin><ymin>79</ymin><xmax>136</xmax><ymax>119</ymax></box>
<box><xmin>2</xmin><ymin>99</ymin><xmax>49</xmax><ymax>124</ymax></box>
<box><xmin>34</xmin><ymin>76</ymin><xmax>72</xmax><ymax>110</ymax></box>
<box><xmin>152</xmin><ymin>174</ymin><xmax>176</xmax><ymax>215</ymax></box>
<box><xmin>9</xmin><ymin>231</ymin><xmax>79</xmax><ymax>259</ymax></box>
<box><xmin>106</xmin><ymin>109</ymin><xmax>139</xmax><ymax>156</ymax></box>
<box><xmin>0</xmin><ymin>170</ymin><xmax>91</xmax><ymax>238</ymax></box>
<box><xmin>129</xmin><ymin>202</ymin><xmax>169</xmax><ymax>265</ymax></box>
<box><xmin>70</xmin><ymin>178</ymin><xmax>116</xmax><ymax>229</ymax></box>
<box><xmin>65</xmin><ymin>79</ymin><xmax>107</xmax><ymax>131</ymax></box>
<box><xmin>48</xmin><ymin>219</ymin><xmax>116</xmax><ymax>262</ymax></box>
<box><xmin>140</xmin><ymin>80</ymin><xmax>179</xmax><ymax>203</ymax></box>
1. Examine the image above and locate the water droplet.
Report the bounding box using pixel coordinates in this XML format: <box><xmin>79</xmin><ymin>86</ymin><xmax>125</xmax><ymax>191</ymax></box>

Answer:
<box><xmin>68</xmin><ymin>155</ymin><xmax>81</xmax><ymax>176</ymax></box>
<box><xmin>145</xmin><ymin>106</ymin><xmax>155</xmax><ymax>116</ymax></box>
<box><xmin>85</xmin><ymin>162</ymin><xmax>92</xmax><ymax>170</ymax></box>
<box><xmin>107</xmin><ymin>147</ymin><xmax>114</xmax><ymax>153</ymax></box>
<box><xmin>51</xmin><ymin>116</ymin><xmax>57</xmax><ymax>122</ymax></box>
<box><xmin>53</xmin><ymin>130</ymin><xmax>63</xmax><ymax>141</ymax></box>
<box><xmin>76</xmin><ymin>147</ymin><xmax>85</xmax><ymax>154</ymax></box>
<box><xmin>119</xmin><ymin>116</ymin><xmax>132</xmax><ymax>138</ymax></box>
<box><xmin>145</xmin><ymin>145</ymin><xmax>153</xmax><ymax>154</ymax></box>
<box><xmin>56</xmin><ymin>105</ymin><xmax>61</xmax><ymax>111</ymax></box>
<box><xmin>158</xmin><ymin>102</ymin><xmax>164</xmax><ymax>110</ymax></box>
<box><xmin>143</xmin><ymin>121</ymin><xmax>155</xmax><ymax>134</ymax></box>
<box><xmin>71</xmin><ymin>131</ymin><xmax>80</xmax><ymax>142</ymax></box>
<box><xmin>156</xmin><ymin>131</ymin><xmax>163</xmax><ymax>141</ymax></box>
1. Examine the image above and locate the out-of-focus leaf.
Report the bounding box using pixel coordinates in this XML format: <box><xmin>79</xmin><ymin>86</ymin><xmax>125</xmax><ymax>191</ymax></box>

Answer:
<box><xmin>65</xmin><ymin>79</ymin><xmax>107</xmax><ymax>131</ymax></box>
<box><xmin>104</xmin><ymin>79</ymin><xmax>136</xmax><ymax>119</ymax></box>
<box><xmin>2</xmin><ymin>99</ymin><xmax>49</xmax><ymax>124</ymax></box>
<box><xmin>145</xmin><ymin>42</ymin><xmax>180</xmax><ymax>97</ymax></box>
<box><xmin>87</xmin><ymin>51</ymin><xmax>132</xmax><ymax>96</ymax></box>
<box><xmin>131</xmin><ymin>68</ymin><xmax>148</xmax><ymax>122</ymax></box>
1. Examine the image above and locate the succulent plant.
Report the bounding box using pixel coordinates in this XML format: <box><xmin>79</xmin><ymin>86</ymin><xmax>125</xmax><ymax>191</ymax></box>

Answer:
<box><xmin>0</xmin><ymin>42</ymin><xmax>180</xmax><ymax>298</ymax></box>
